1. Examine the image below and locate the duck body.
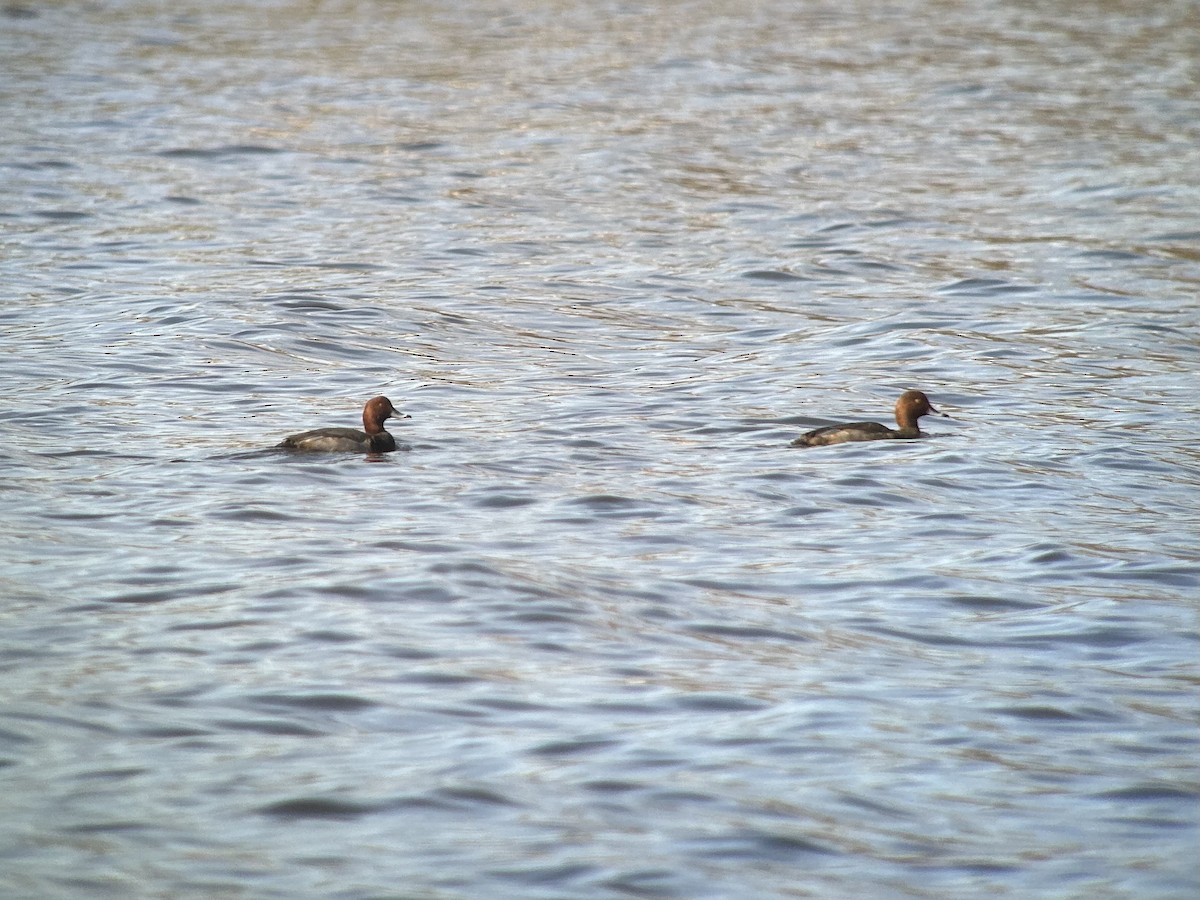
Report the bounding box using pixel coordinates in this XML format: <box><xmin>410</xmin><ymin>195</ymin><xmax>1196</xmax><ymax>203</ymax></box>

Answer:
<box><xmin>791</xmin><ymin>390</ymin><xmax>944</xmax><ymax>448</ymax></box>
<box><xmin>278</xmin><ymin>427</ymin><xmax>397</xmax><ymax>453</ymax></box>
<box><xmin>278</xmin><ymin>395</ymin><xmax>406</xmax><ymax>453</ymax></box>
<box><xmin>793</xmin><ymin>421</ymin><xmax>915</xmax><ymax>447</ymax></box>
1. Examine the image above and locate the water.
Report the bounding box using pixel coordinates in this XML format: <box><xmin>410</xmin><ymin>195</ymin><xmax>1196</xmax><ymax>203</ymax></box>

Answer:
<box><xmin>2</xmin><ymin>1</ymin><xmax>1198</xmax><ymax>896</ymax></box>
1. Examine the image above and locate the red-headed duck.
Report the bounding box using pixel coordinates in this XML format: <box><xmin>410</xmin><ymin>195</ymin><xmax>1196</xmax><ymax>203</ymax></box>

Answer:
<box><xmin>278</xmin><ymin>396</ymin><xmax>407</xmax><ymax>453</ymax></box>
<box><xmin>791</xmin><ymin>390</ymin><xmax>946</xmax><ymax>447</ymax></box>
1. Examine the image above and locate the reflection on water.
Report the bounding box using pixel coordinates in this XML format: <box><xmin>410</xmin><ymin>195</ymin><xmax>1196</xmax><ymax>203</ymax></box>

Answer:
<box><xmin>2</xmin><ymin>0</ymin><xmax>1198</xmax><ymax>897</ymax></box>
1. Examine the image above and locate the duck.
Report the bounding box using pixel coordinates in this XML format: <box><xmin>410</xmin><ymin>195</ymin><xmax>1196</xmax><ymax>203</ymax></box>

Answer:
<box><xmin>791</xmin><ymin>390</ymin><xmax>946</xmax><ymax>447</ymax></box>
<box><xmin>278</xmin><ymin>396</ymin><xmax>407</xmax><ymax>453</ymax></box>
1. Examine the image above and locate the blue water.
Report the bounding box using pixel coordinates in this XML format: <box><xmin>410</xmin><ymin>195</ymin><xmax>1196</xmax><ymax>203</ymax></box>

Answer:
<box><xmin>2</xmin><ymin>1</ymin><xmax>1198</xmax><ymax>897</ymax></box>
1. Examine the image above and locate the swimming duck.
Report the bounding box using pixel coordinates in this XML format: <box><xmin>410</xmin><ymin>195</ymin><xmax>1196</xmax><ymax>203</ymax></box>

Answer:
<box><xmin>791</xmin><ymin>390</ymin><xmax>946</xmax><ymax>447</ymax></box>
<box><xmin>278</xmin><ymin>396</ymin><xmax>407</xmax><ymax>453</ymax></box>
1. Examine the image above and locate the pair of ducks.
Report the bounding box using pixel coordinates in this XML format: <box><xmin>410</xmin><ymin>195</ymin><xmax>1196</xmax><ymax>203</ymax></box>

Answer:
<box><xmin>278</xmin><ymin>391</ymin><xmax>947</xmax><ymax>453</ymax></box>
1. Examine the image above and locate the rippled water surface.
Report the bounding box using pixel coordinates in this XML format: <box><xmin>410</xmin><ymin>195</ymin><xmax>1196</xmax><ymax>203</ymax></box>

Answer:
<box><xmin>3</xmin><ymin>1</ymin><xmax>1199</xmax><ymax>896</ymax></box>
